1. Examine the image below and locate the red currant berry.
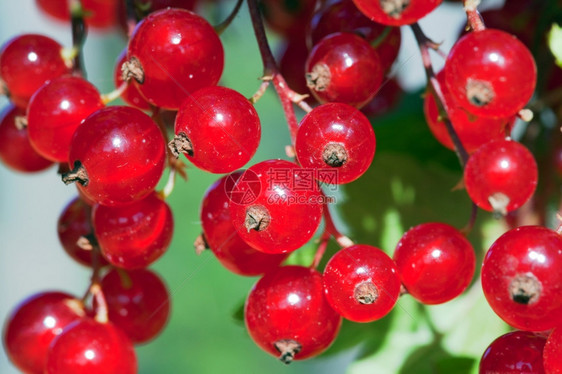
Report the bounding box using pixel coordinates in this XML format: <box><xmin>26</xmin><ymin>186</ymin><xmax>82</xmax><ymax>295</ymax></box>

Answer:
<box><xmin>0</xmin><ymin>34</ymin><xmax>71</xmax><ymax>109</ymax></box>
<box><xmin>93</xmin><ymin>192</ymin><xmax>174</xmax><ymax>269</ymax></box>
<box><xmin>3</xmin><ymin>292</ymin><xmax>85</xmax><ymax>374</ymax></box>
<box><xmin>360</xmin><ymin>77</ymin><xmax>403</xmax><ymax>118</ymax></box>
<box><xmin>101</xmin><ymin>268</ymin><xmax>170</xmax><ymax>344</ymax></box>
<box><xmin>65</xmin><ymin>106</ymin><xmax>166</xmax><ymax>206</ymax></box>
<box><xmin>464</xmin><ymin>138</ymin><xmax>538</xmax><ymax>215</ymax></box>
<box><xmin>393</xmin><ymin>222</ymin><xmax>475</xmax><ymax>304</ymax></box>
<box><xmin>481</xmin><ymin>226</ymin><xmax>562</xmax><ymax>331</ymax></box>
<box><xmin>127</xmin><ymin>8</ymin><xmax>224</xmax><ymax>109</ymax></box>
<box><xmin>0</xmin><ymin>104</ymin><xmax>52</xmax><ymax>172</ymax></box>
<box><xmin>172</xmin><ymin>86</ymin><xmax>261</xmax><ymax>173</ymax></box>
<box><xmin>201</xmin><ymin>172</ymin><xmax>287</xmax><ymax>276</ymax></box>
<box><xmin>544</xmin><ymin>327</ymin><xmax>562</xmax><ymax>374</ymax></box>
<box><xmin>352</xmin><ymin>0</ymin><xmax>443</xmax><ymax>26</ymax></box>
<box><xmin>114</xmin><ymin>49</ymin><xmax>150</xmax><ymax>111</ymax></box>
<box><xmin>424</xmin><ymin>71</ymin><xmax>513</xmax><ymax>153</ymax></box>
<box><xmin>323</xmin><ymin>244</ymin><xmax>401</xmax><ymax>322</ymax></box>
<box><xmin>45</xmin><ymin>318</ymin><xmax>137</xmax><ymax>374</ymax></box>
<box><xmin>306</xmin><ymin>32</ymin><xmax>384</xmax><ymax>108</ymax></box>
<box><xmin>479</xmin><ymin>331</ymin><xmax>546</xmax><ymax>374</ymax></box>
<box><xmin>27</xmin><ymin>75</ymin><xmax>104</xmax><ymax>163</ymax></box>
<box><xmin>36</xmin><ymin>0</ymin><xmax>119</xmax><ymax>28</ymax></box>
<box><xmin>35</xmin><ymin>0</ymin><xmax>69</xmax><ymax>22</ymax></box>
<box><xmin>444</xmin><ymin>29</ymin><xmax>537</xmax><ymax>118</ymax></box>
<box><xmin>278</xmin><ymin>36</ymin><xmax>314</xmax><ymax>104</ymax></box>
<box><xmin>245</xmin><ymin>266</ymin><xmax>342</xmax><ymax>363</ymax></box>
<box><xmin>295</xmin><ymin>102</ymin><xmax>376</xmax><ymax>184</ymax></box>
<box><xmin>229</xmin><ymin>160</ymin><xmax>323</xmax><ymax>254</ymax></box>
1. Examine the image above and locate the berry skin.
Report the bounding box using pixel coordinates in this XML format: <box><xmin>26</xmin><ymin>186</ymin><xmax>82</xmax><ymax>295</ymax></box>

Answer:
<box><xmin>66</xmin><ymin>106</ymin><xmax>166</xmax><ymax>206</ymax></box>
<box><xmin>393</xmin><ymin>222</ymin><xmax>476</xmax><ymax>304</ymax></box>
<box><xmin>27</xmin><ymin>75</ymin><xmax>104</xmax><ymax>163</ymax></box>
<box><xmin>481</xmin><ymin>226</ymin><xmax>562</xmax><ymax>331</ymax></box>
<box><xmin>45</xmin><ymin>318</ymin><xmax>137</xmax><ymax>374</ymax></box>
<box><xmin>101</xmin><ymin>268</ymin><xmax>171</xmax><ymax>344</ymax></box>
<box><xmin>245</xmin><ymin>266</ymin><xmax>342</xmax><ymax>363</ymax></box>
<box><xmin>323</xmin><ymin>244</ymin><xmax>401</xmax><ymax>322</ymax></box>
<box><xmin>352</xmin><ymin>0</ymin><xmax>443</xmax><ymax>26</ymax></box>
<box><xmin>479</xmin><ymin>331</ymin><xmax>546</xmax><ymax>374</ymax></box>
<box><xmin>295</xmin><ymin>102</ymin><xmax>376</xmax><ymax>184</ymax></box>
<box><xmin>200</xmin><ymin>172</ymin><xmax>287</xmax><ymax>276</ymax></box>
<box><xmin>306</xmin><ymin>32</ymin><xmax>384</xmax><ymax>108</ymax></box>
<box><xmin>172</xmin><ymin>86</ymin><xmax>261</xmax><ymax>173</ymax></box>
<box><xmin>0</xmin><ymin>34</ymin><xmax>71</xmax><ymax>109</ymax></box>
<box><xmin>544</xmin><ymin>327</ymin><xmax>562</xmax><ymax>374</ymax></box>
<box><xmin>444</xmin><ymin>28</ymin><xmax>537</xmax><ymax>118</ymax></box>
<box><xmin>113</xmin><ymin>49</ymin><xmax>150</xmax><ymax>111</ymax></box>
<box><xmin>57</xmin><ymin>196</ymin><xmax>109</xmax><ymax>267</ymax></box>
<box><xmin>36</xmin><ymin>0</ymin><xmax>119</xmax><ymax>29</ymax></box>
<box><xmin>0</xmin><ymin>104</ymin><xmax>52</xmax><ymax>172</ymax></box>
<box><xmin>463</xmin><ymin>139</ymin><xmax>538</xmax><ymax>215</ymax></box>
<box><xmin>93</xmin><ymin>192</ymin><xmax>174</xmax><ymax>269</ymax></box>
<box><xmin>127</xmin><ymin>8</ymin><xmax>224</xmax><ymax>109</ymax></box>
<box><xmin>3</xmin><ymin>292</ymin><xmax>85</xmax><ymax>374</ymax></box>
<box><xmin>229</xmin><ymin>159</ymin><xmax>323</xmax><ymax>254</ymax></box>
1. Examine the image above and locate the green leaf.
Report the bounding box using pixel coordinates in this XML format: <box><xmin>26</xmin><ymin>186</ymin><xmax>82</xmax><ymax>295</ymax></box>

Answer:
<box><xmin>548</xmin><ymin>23</ymin><xmax>562</xmax><ymax>67</ymax></box>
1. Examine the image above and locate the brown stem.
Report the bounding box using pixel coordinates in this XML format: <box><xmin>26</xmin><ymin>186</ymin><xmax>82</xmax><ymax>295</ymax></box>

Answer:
<box><xmin>247</xmin><ymin>0</ymin><xmax>277</xmax><ymax>76</ymax></box>
<box><xmin>214</xmin><ymin>0</ymin><xmax>244</xmax><ymax>35</ymax></box>
<box><xmin>69</xmin><ymin>0</ymin><xmax>86</xmax><ymax>76</ymax></box>
<box><xmin>61</xmin><ymin>160</ymin><xmax>89</xmax><ymax>186</ymax></box>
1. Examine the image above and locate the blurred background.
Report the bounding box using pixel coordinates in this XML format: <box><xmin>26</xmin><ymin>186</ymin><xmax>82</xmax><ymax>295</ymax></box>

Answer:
<box><xmin>0</xmin><ymin>0</ymin><xmax>542</xmax><ymax>373</ymax></box>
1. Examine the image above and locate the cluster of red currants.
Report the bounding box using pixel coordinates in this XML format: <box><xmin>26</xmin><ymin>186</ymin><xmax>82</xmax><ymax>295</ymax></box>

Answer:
<box><xmin>0</xmin><ymin>0</ymin><xmax>561</xmax><ymax>373</ymax></box>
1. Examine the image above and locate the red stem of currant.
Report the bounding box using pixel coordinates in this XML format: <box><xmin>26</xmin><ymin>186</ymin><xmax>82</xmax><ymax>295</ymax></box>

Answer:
<box><xmin>462</xmin><ymin>0</ymin><xmax>486</xmax><ymax>32</ymax></box>
<box><xmin>79</xmin><ymin>237</ymin><xmax>108</xmax><ymax>323</ymax></box>
<box><xmin>69</xmin><ymin>0</ymin><xmax>86</xmax><ymax>77</ymax></box>
<box><xmin>311</xmin><ymin>231</ymin><xmax>330</xmax><ymax>269</ymax></box>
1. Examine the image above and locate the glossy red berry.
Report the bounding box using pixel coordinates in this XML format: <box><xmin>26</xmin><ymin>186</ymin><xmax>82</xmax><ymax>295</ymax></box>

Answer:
<box><xmin>393</xmin><ymin>222</ymin><xmax>475</xmax><ymax>304</ymax></box>
<box><xmin>3</xmin><ymin>292</ymin><xmax>85</xmax><ymax>374</ymax></box>
<box><xmin>352</xmin><ymin>0</ymin><xmax>443</xmax><ymax>26</ymax></box>
<box><xmin>66</xmin><ymin>106</ymin><xmax>166</xmax><ymax>206</ymax></box>
<box><xmin>229</xmin><ymin>159</ymin><xmax>323</xmax><ymax>254</ymax></box>
<box><xmin>127</xmin><ymin>8</ymin><xmax>224</xmax><ymax>109</ymax></box>
<box><xmin>479</xmin><ymin>331</ymin><xmax>546</xmax><ymax>374</ymax></box>
<box><xmin>27</xmin><ymin>75</ymin><xmax>104</xmax><ymax>163</ymax></box>
<box><xmin>101</xmin><ymin>268</ymin><xmax>170</xmax><ymax>344</ymax></box>
<box><xmin>45</xmin><ymin>318</ymin><xmax>137</xmax><ymax>374</ymax></box>
<box><xmin>544</xmin><ymin>327</ymin><xmax>562</xmax><ymax>374</ymax></box>
<box><xmin>245</xmin><ymin>266</ymin><xmax>342</xmax><ymax>363</ymax></box>
<box><xmin>93</xmin><ymin>192</ymin><xmax>173</xmax><ymax>269</ymax></box>
<box><xmin>0</xmin><ymin>34</ymin><xmax>71</xmax><ymax>109</ymax></box>
<box><xmin>296</xmin><ymin>102</ymin><xmax>376</xmax><ymax>184</ymax></box>
<box><xmin>114</xmin><ymin>49</ymin><xmax>150</xmax><ymax>111</ymax></box>
<box><xmin>35</xmin><ymin>0</ymin><xmax>69</xmax><ymax>21</ymax></box>
<box><xmin>464</xmin><ymin>139</ymin><xmax>538</xmax><ymax>215</ymax></box>
<box><xmin>172</xmin><ymin>86</ymin><xmax>261</xmax><ymax>173</ymax></box>
<box><xmin>323</xmin><ymin>244</ymin><xmax>400</xmax><ymax>322</ymax></box>
<box><xmin>36</xmin><ymin>0</ymin><xmax>119</xmax><ymax>29</ymax></box>
<box><xmin>306</xmin><ymin>32</ymin><xmax>384</xmax><ymax>108</ymax></box>
<box><xmin>481</xmin><ymin>226</ymin><xmax>562</xmax><ymax>331</ymax></box>
<box><xmin>201</xmin><ymin>173</ymin><xmax>287</xmax><ymax>276</ymax></box>
<box><xmin>0</xmin><ymin>104</ymin><xmax>52</xmax><ymax>172</ymax></box>
<box><xmin>444</xmin><ymin>29</ymin><xmax>537</xmax><ymax>118</ymax></box>
<box><xmin>424</xmin><ymin>71</ymin><xmax>512</xmax><ymax>153</ymax></box>
<box><xmin>278</xmin><ymin>37</ymin><xmax>314</xmax><ymax>103</ymax></box>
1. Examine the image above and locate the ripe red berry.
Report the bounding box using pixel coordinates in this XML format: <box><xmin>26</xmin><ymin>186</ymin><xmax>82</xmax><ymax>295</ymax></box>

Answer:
<box><xmin>27</xmin><ymin>75</ymin><xmax>104</xmax><ymax>163</ymax></box>
<box><xmin>479</xmin><ymin>331</ymin><xmax>546</xmax><ymax>374</ymax></box>
<box><xmin>200</xmin><ymin>172</ymin><xmax>287</xmax><ymax>276</ymax></box>
<box><xmin>352</xmin><ymin>0</ymin><xmax>443</xmax><ymax>26</ymax></box>
<box><xmin>172</xmin><ymin>86</ymin><xmax>261</xmax><ymax>173</ymax></box>
<box><xmin>0</xmin><ymin>34</ymin><xmax>71</xmax><ymax>109</ymax></box>
<box><xmin>393</xmin><ymin>222</ymin><xmax>475</xmax><ymax>304</ymax></box>
<box><xmin>245</xmin><ymin>266</ymin><xmax>342</xmax><ymax>363</ymax></box>
<box><xmin>229</xmin><ymin>159</ymin><xmax>323</xmax><ymax>254</ymax></box>
<box><xmin>101</xmin><ymin>268</ymin><xmax>171</xmax><ymax>344</ymax></box>
<box><xmin>306</xmin><ymin>32</ymin><xmax>384</xmax><ymax>108</ymax></box>
<box><xmin>45</xmin><ymin>318</ymin><xmax>137</xmax><ymax>374</ymax></box>
<box><xmin>127</xmin><ymin>8</ymin><xmax>224</xmax><ymax>109</ymax></box>
<box><xmin>57</xmin><ymin>196</ymin><xmax>109</xmax><ymax>267</ymax></box>
<box><xmin>444</xmin><ymin>29</ymin><xmax>536</xmax><ymax>118</ymax></box>
<box><xmin>0</xmin><ymin>104</ymin><xmax>52</xmax><ymax>173</ymax></box>
<box><xmin>3</xmin><ymin>292</ymin><xmax>85</xmax><ymax>374</ymax></box>
<box><xmin>481</xmin><ymin>226</ymin><xmax>562</xmax><ymax>331</ymax></box>
<box><xmin>464</xmin><ymin>138</ymin><xmax>538</xmax><ymax>215</ymax></box>
<box><xmin>295</xmin><ymin>102</ymin><xmax>376</xmax><ymax>184</ymax></box>
<box><xmin>93</xmin><ymin>192</ymin><xmax>174</xmax><ymax>269</ymax></box>
<box><xmin>66</xmin><ymin>106</ymin><xmax>166</xmax><ymax>206</ymax></box>
<box><xmin>544</xmin><ymin>327</ymin><xmax>562</xmax><ymax>374</ymax></box>
<box><xmin>113</xmin><ymin>49</ymin><xmax>150</xmax><ymax>111</ymax></box>
<box><xmin>35</xmin><ymin>0</ymin><xmax>119</xmax><ymax>29</ymax></box>
<box><xmin>323</xmin><ymin>244</ymin><xmax>401</xmax><ymax>322</ymax></box>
